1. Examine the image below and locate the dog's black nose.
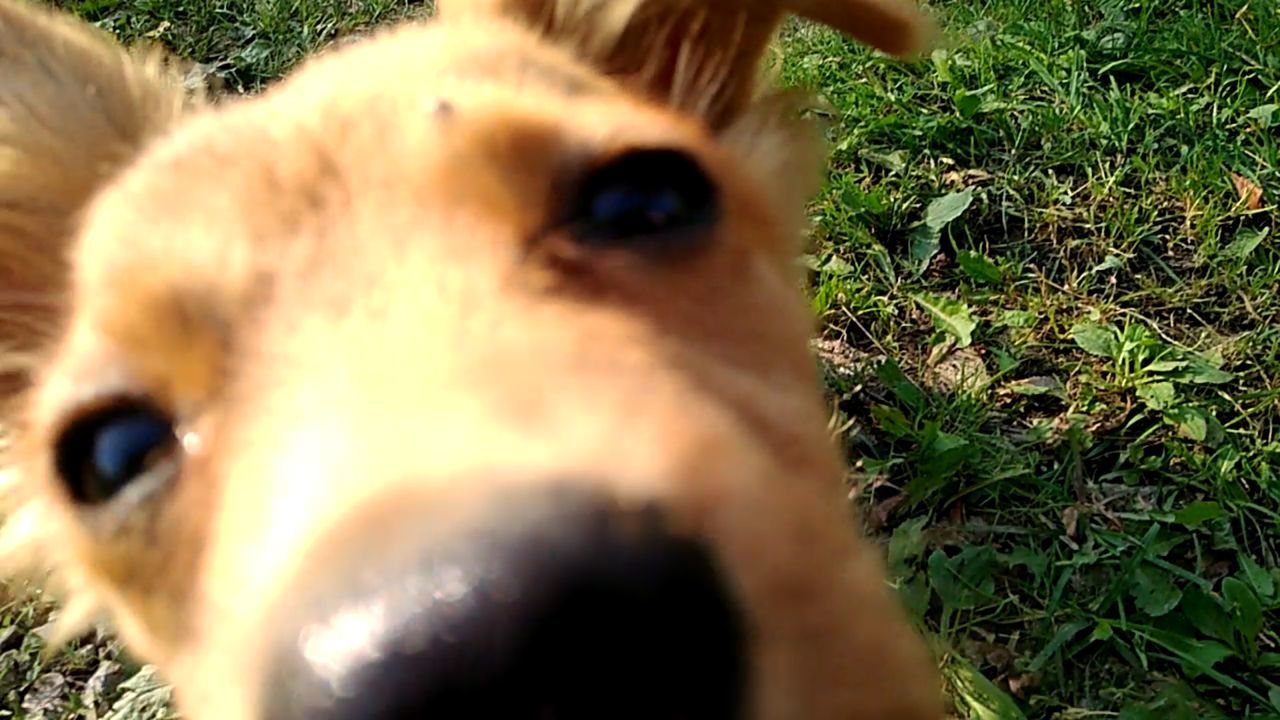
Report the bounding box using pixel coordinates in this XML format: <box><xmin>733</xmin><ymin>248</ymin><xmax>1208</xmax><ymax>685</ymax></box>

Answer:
<box><xmin>266</xmin><ymin>487</ymin><xmax>746</xmax><ymax>720</ymax></box>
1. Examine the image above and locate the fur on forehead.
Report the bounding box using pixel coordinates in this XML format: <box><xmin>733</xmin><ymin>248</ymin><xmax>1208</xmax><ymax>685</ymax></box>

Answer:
<box><xmin>442</xmin><ymin>0</ymin><xmax>932</xmax><ymax>130</ymax></box>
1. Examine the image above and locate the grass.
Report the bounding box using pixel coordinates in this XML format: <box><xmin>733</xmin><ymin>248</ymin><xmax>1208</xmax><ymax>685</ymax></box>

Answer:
<box><xmin>784</xmin><ymin>0</ymin><xmax>1280</xmax><ymax>716</ymax></box>
<box><xmin>60</xmin><ymin>0</ymin><xmax>431</xmax><ymax>92</ymax></box>
<box><xmin>3</xmin><ymin>0</ymin><xmax>1279</xmax><ymax>717</ymax></box>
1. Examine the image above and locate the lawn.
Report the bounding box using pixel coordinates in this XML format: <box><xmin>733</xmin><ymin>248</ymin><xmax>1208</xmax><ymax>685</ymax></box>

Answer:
<box><xmin>781</xmin><ymin>1</ymin><xmax>1279</xmax><ymax>716</ymax></box>
<box><xmin>3</xmin><ymin>0</ymin><xmax>1279</xmax><ymax>718</ymax></box>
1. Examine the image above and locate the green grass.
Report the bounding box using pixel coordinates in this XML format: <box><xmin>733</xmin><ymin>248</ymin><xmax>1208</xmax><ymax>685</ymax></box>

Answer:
<box><xmin>4</xmin><ymin>0</ymin><xmax>1280</xmax><ymax>717</ymax></box>
<box><xmin>784</xmin><ymin>0</ymin><xmax>1280</xmax><ymax>716</ymax></box>
<box><xmin>53</xmin><ymin>0</ymin><xmax>431</xmax><ymax>92</ymax></box>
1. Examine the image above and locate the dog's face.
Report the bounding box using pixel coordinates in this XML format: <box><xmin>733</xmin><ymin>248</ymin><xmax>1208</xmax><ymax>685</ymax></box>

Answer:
<box><xmin>1</xmin><ymin>1</ymin><xmax>940</xmax><ymax>718</ymax></box>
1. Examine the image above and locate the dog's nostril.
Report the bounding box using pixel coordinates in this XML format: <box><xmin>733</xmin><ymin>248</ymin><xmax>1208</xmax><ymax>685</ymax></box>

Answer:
<box><xmin>267</xmin><ymin>488</ymin><xmax>746</xmax><ymax>720</ymax></box>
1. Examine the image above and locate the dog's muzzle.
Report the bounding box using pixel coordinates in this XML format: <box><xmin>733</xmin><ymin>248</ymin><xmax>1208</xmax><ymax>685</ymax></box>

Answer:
<box><xmin>264</xmin><ymin>485</ymin><xmax>746</xmax><ymax>719</ymax></box>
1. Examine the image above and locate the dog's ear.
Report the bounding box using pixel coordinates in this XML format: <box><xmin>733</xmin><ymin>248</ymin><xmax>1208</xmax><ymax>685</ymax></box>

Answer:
<box><xmin>0</xmin><ymin>0</ymin><xmax>192</xmax><ymax>399</ymax></box>
<box><xmin>443</xmin><ymin>0</ymin><xmax>932</xmax><ymax>130</ymax></box>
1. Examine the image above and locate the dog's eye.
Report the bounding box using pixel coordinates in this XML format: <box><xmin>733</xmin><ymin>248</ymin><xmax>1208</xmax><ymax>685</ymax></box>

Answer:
<box><xmin>54</xmin><ymin>401</ymin><xmax>179</xmax><ymax>505</ymax></box>
<box><xmin>568</xmin><ymin>149</ymin><xmax>719</xmax><ymax>247</ymax></box>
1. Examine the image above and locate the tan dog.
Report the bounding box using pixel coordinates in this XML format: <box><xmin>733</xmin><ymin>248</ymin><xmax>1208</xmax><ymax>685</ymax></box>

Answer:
<box><xmin>0</xmin><ymin>0</ymin><xmax>942</xmax><ymax>717</ymax></box>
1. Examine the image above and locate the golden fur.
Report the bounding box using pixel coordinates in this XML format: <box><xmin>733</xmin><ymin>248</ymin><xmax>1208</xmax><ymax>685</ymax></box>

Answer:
<box><xmin>1</xmin><ymin>0</ymin><xmax>942</xmax><ymax>717</ymax></box>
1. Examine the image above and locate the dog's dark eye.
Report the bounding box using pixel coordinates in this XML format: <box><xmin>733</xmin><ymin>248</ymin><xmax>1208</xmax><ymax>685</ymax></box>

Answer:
<box><xmin>567</xmin><ymin>149</ymin><xmax>719</xmax><ymax>247</ymax></box>
<box><xmin>54</xmin><ymin>401</ymin><xmax>179</xmax><ymax>505</ymax></box>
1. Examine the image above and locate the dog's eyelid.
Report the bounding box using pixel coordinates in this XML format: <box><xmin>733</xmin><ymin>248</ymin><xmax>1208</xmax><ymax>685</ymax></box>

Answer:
<box><xmin>50</xmin><ymin>363</ymin><xmax>148</xmax><ymax>421</ymax></box>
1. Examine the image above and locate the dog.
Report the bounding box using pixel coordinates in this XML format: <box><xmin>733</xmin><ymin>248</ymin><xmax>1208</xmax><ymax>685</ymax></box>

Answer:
<box><xmin>0</xmin><ymin>0</ymin><xmax>942</xmax><ymax>717</ymax></box>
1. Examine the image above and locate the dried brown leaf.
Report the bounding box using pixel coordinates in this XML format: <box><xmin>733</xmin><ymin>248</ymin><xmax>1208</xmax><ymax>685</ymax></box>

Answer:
<box><xmin>1232</xmin><ymin>172</ymin><xmax>1263</xmax><ymax>210</ymax></box>
<box><xmin>867</xmin><ymin>493</ymin><xmax>906</xmax><ymax>532</ymax></box>
<box><xmin>1007</xmin><ymin>672</ymin><xmax>1040</xmax><ymax>698</ymax></box>
<box><xmin>1062</xmin><ymin>506</ymin><xmax>1079</xmax><ymax>538</ymax></box>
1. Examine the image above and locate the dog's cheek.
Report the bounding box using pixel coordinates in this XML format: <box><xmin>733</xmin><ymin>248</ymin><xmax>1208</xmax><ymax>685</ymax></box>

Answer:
<box><xmin>84</xmin><ymin>445</ymin><xmax>222</xmax><ymax>663</ymax></box>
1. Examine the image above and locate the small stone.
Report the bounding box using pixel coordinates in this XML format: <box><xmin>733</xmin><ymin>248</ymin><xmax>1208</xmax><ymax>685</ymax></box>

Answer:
<box><xmin>21</xmin><ymin>672</ymin><xmax>68</xmax><ymax>720</ymax></box>
<box><xmin>927</xmin><ymin>347</ymin><xmax>990</xmax><ymax>394</ymax></box>
<box><xmin>183</xmin><ymin>62</ymin><xmax>216</xmax><ymax>93</ymax></box>
<box><xmin>84</xmin><ymin>660</ymin><xmax>129</xmax><ymax>713</ymax></box>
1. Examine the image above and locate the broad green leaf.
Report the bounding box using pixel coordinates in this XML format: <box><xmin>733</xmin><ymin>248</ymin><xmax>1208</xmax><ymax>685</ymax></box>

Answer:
<box><xmin>887</xmin><ymin>516</ymin><xmax>929</xmax><ymax>573</ymax></box>
<box><xmin>1099</xmin><ymin>31</ymin><xmax>1128</xmax><ymax>50</ymax></box>
<box><xmin>908</xmin><ymin>225</ymin><xmax>941</xmax><ymax>275</ymax></box>
<box><xmin>1132</xmin><ymin>564</ymin><xmax>1182</xmax><ymax>617</ymax></box>
<box><xmin>1181</xmin><ymin>586</ymin><xmax>1236</xmax><ymax>644</ymax></box>
<box><xmin>1146</xmin><ymin>359</ymin><xmax>1188</xmax><ymax>373</ymax></box>
<box><xmin>1001</xmin><ymin>309</ymin><xmax>1037</xmax><ymax>328</ymax></box>
<box><xmin>1137</xmin><ymin>381</ymin><xmax>1178</xmax><ymax>410</ymax></box>
<box><xmin>1173</xmin><ymin>501</ymin><xmax>1225</xmax><ymax>528</ymax></box>
<box><xmin>1143</xmin><ymin>628</ymin><xmax>1237</xmax><ymax>680</ymax></box>
<box><xmin>1247</xmin><ymin>103</ymin><xmax>1279</xmax><ymax>127</ymax></box>
<box><xmin>1165</xmin><ymin>406</ymin><xmax>1210</xmax><ymax>442</ymax></box>
<box><xmin>871</xmin><ymin>404</ymin><xmax>912</xmax><ymax>438</ymax></box>
<box><xmin>931</xmin><ymin>48</ymin><xmax>953</xmax><ymax>83</ymax></box>
<box><xmin>925</xmin><ymin>188</ymin><xmax>976</xmax><ymax>229</ymax></box>
<box><xmin>1071</xmin><ymin>322</ymin><xmax>1118</xmax><ymax>358</ymax></box>
<box><xmin>1026</xmin><ymin>619</ymin><xmax>1090</xmax><ymax>672</ymax></box>
<box><xmin>994</xmin><ymin>347</ymin><xmax>1019</xmax><ymax>372</ymax></box>
<box><xmin>917</xmin><ymin>428</ymin><xmax>972</xmax><ymax>487</ymax></box>
<box><xmin>927</xmin><ymin>546</ymin><xmax>998</xmax><ymax>610</ymax></box>
<box><xmin>944</xmin><ymin>656</ymin><xmax>1028</xmax><ymax>720</ymax></box>
<box><xmin>1007</xmin><ymin>376</ymin><xmax>1065</xmax><ymax>397</ymax></box>
<box><xmin>954</xmin><ymin>90</ymin><xmax>983</xmax><ymax>118</ymax></box>
<box><xmin>860</xmin><ymin>148</ymin><xmax>908</xmax><ymax>174</ymax></box>
<box><xmin>1091</xmin><ymin>254</ymin><xmax>1125</xmax><ymax>274</ymax></box>
<box><xmin>1223</xmin><ymin>577</ymin><xmax>1264</xmax><ymax>646</ymax></box>
<box><xmin>912</xmin><ymin>293</ymin><xmax>977</xmax><ymax>347</ymax></box>
<box><xmin>896</xmin><ymin>573</ymin><xmax>931</xmax><ymax>621</ymax></box>
<box><xmin>1150</xmin><ymin>530</ymin><xmax>1192</xmax><ymax>559</ymax></box>
<box><xmin>1002</xmin><ymin>546</ymin><xmax>1049</xmax><ymax>581</ymax></box>
<box><xmin>1222</xmin><ymin>227</ymin><xmax>1268</xmax><ymax>261</ymax></box>
<box><xmin>1181</xmin><ymin>356</ymin><xmax>1235</xmax><ymax>385</ymax></box>
<box><xmin>1120</xmin><ymin>322</ymin><xmax>1158</xmax><ymax>347</ymax></box>
<box><xmin>930</xmin><ymin>430</ymin><xmax>970</xmax><ymax>454</ymax></box>
<box><xmin>1239</xmin><ymin>553</ymin><xmax>1276</xmax><ymax>601</ymax></box>
<box><xmin>876</xmin><ymin>359</ymin><xmax>924</xmax><ymax>410</ymax></box>
<box><xmin>956</xmin><ymin>250</ymin><xmax>1003</xmax><ymax>283</ymax></box>
<box><xmin>838</xmin><ymin>183</ymin><xmax>887</xmax><ymax>214</ymax></box>
<box><xmin>822</xmin><ymin>255</ymin><xmax>856</xmax><ymax>276</ymax></box>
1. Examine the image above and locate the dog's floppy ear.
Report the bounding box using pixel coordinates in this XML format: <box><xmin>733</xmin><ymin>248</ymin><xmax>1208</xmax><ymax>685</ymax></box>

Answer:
<box><xmin>444</xmin><ymin>0</ymin><xmax>932</xmax><ymax>130</ymax></box>
<box><xmin>0</xmin><ymin>0</ymin><xmax>192</xmax><ymax>398</ymax></box>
